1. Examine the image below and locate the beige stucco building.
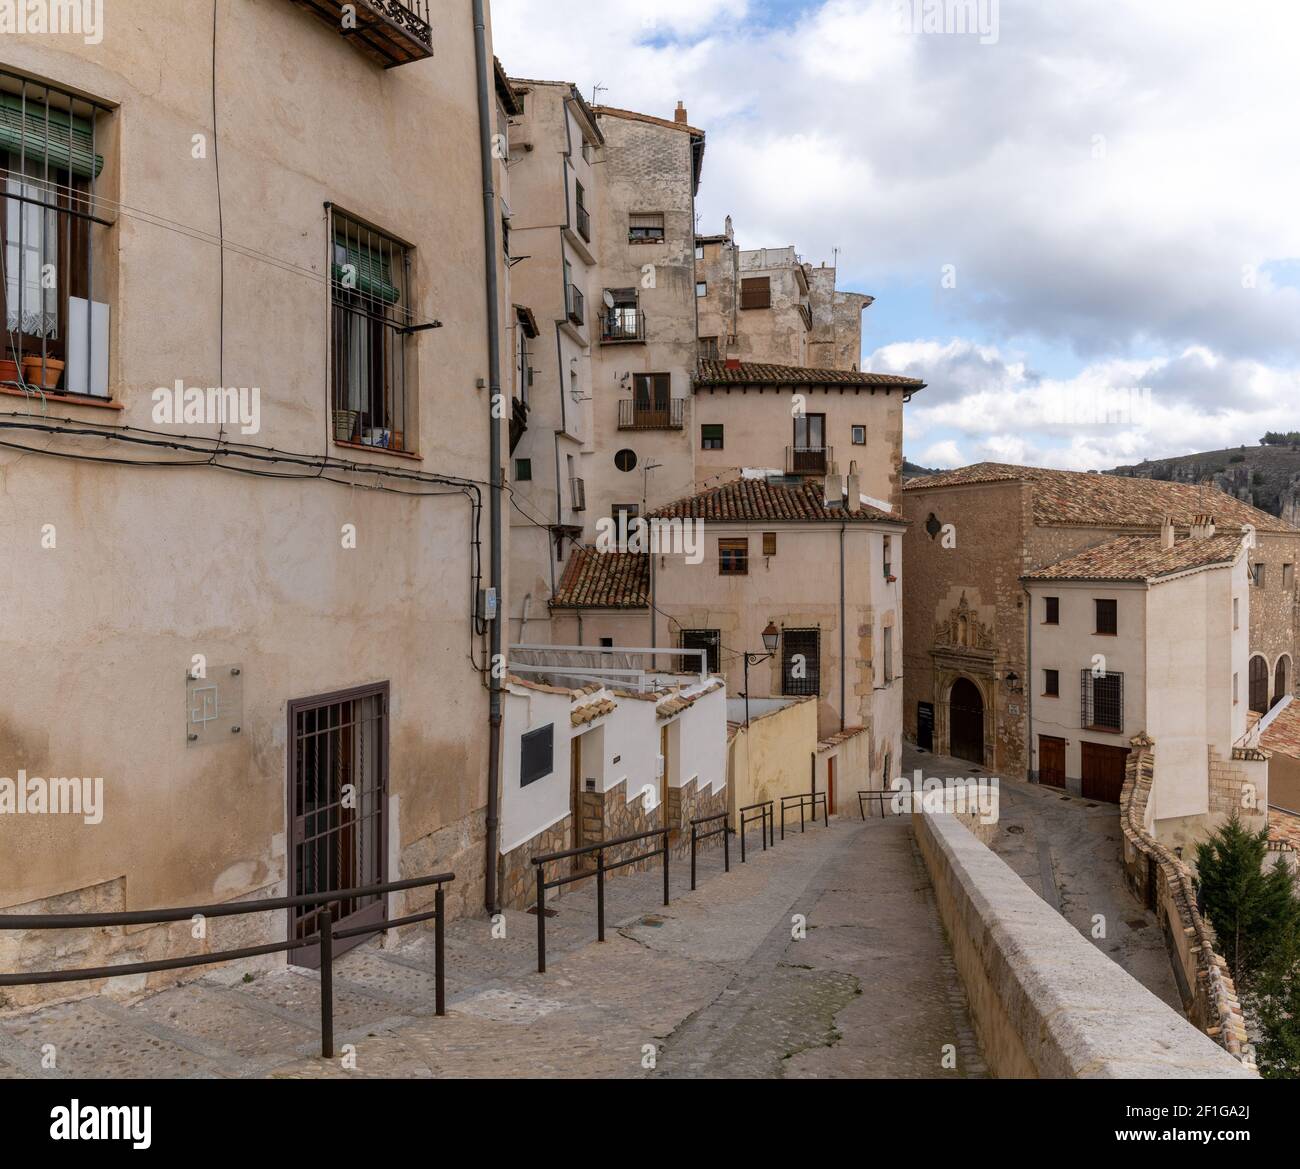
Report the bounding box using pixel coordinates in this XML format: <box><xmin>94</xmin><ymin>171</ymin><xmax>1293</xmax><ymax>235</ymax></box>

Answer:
<box><xmin>1023</xmin><ymin>526</ymin><xmax>1266</xmax><ymax>851</ymax></box>
<box><xmin>0</xmin><ymin>0</ymin><xmax>513</xmax><ymax>999</ymax></box>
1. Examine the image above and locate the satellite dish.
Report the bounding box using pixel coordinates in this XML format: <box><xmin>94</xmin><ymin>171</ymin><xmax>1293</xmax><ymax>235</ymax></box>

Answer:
<box><xmin>602</xmin><ymin>290</ymin><xmax>616</xmax><ymax>309</ymax></box>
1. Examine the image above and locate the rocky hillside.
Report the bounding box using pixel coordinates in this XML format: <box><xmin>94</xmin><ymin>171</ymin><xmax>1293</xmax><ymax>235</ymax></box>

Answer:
<box><xmin>1109</xmin><ymin>443</ymin><xmax>1300</xmax><ymax>523</ymax></box>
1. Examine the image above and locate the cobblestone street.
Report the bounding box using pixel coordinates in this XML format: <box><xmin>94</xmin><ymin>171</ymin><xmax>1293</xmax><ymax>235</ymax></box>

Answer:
<box><xmin>0</xmin><ymin>815</ymin><xmax>985</xmax><ymax>1079</ymax></box>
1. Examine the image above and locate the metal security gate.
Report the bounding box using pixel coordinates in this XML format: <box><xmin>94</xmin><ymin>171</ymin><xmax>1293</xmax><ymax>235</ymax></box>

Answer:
<box><xmin>288</xmin><ymin>684</ymin><xmax>389</xmax><ymax>967</ymax></box>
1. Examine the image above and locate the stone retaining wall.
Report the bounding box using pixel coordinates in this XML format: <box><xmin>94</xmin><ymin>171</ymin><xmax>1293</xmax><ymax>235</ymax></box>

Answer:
<box><xmin>914</xmin><ymin>808</ymin><xmax>1257</xmax><ymax>1078</ymax></box>
<box><xmin>1118</xmin><ymin>734</ymin><xmax>1252</xmax><ymax>1060</ymax></box>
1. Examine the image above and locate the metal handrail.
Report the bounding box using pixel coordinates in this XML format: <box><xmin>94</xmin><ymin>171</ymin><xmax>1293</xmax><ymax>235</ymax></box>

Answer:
<box><xmin>689</xmin><ymin>811</ymin><xmax>729</xmax><ymax>890</ymax></box>
<box><xmin>0</xmin><ymin>871</ymin><xmax>455</xmax><ymax>1058</ymax></box>
<box><xmin>780</xmin><ymin>792</ymin><xmax>828</xmax><ymax>838</ymax></box>
<box><xmin>532</xmin><ymin>828</ymin><xmax>669</xmax><ymax>973</ymax></box>
<box><xmin>858</xmin><ymin>788</ymin><xmax>900</xmax><ymax>820</ymax></box>
<box><xmin>739</xmin><ymin>800</ymin><xmax>775</xmax><ymax>862</ymax></box>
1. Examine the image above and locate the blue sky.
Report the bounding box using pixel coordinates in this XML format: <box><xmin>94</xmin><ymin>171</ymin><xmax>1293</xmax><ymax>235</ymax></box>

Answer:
<box><xmin>495</xmin><ymin>0</ymin><xmax>1300</xmax><ymax>471</ymax></box>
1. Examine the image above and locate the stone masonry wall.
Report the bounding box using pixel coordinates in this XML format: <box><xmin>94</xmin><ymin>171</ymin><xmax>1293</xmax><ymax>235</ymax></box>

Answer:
<box><xmin>1118</xmin><ymin>734</ymin><xmax>1252</xmax><ymax>1062</ymax></box>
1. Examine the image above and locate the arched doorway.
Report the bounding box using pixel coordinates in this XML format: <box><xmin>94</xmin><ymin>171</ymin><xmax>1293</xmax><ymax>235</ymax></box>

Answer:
<box><xmin>1276</xmin><ymin>656</ymin><xmax>1292</xmax><ymax>708</ymax></box>
<box><xmin>949</xmin><ymin>677</ymin><xmax>985</xmax><ymax>765</ymax></box>
<box><xmin>1249</xmin><ymin>655</ymin><xmax>1269</xmax><ymax>715</ymax></box>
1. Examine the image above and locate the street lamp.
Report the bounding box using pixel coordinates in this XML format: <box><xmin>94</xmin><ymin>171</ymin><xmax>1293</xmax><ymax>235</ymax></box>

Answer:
<box><xmin>742</xmin><ymin>622</ymin><xmax>781</xmax><ymax>727</ymax></box>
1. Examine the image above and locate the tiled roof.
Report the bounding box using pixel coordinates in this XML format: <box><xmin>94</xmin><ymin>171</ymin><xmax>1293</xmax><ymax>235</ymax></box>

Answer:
<box><xmin>1269</xmin><ymin>808</ymin><xmax>1300</xmax><ymax>850</ymax></box>
<box><xmin>550</xmin><ymin>547</ymin><xmax>649</xmax><ymax>609</ymax></box>
<box><xmin>572</xmin><ymin>698</ymin><xmax>617</xmax><ymax>726</ymax></box>
<box><xmin>905</xmin><ymin>461</ymin><xmax>1297</xmax><ymax>533</ymax></box>
<box><xmin>1262</xmin><ymin>701</ymin><xmax>1300</xmax><ymax>761</ymax></box>
<box><xmin>1023</xmin><ymin>534</ymin><xmax>1243</xmax><ymax>583</ymax></box>
<box><xmin>593</xmin><ymin>104</ymin><xmax>704</xmax><ymax>136</ymax></box>
<box><xmin>818</xmin><ymin>726</ymin><xmax>868</xmax><ymax>753</ymax></box>
<box><xmin>694</xmin><ymin>360</ymin><xmax>925</xmax><ymax>389</ymax></box>
<box><xmin>657</xmin><ymin>680</ymin><xmax>725</xmax><ymax>720</ymax></box>
<box><xmin>647</xmin><ymin>476</ymin><xmax>905</xmax><ymax>525</ymax></box>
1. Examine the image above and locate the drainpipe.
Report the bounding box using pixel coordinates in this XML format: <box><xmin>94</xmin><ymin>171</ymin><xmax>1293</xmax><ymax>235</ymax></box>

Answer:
<box><xmin>473</xmin><ymin>0</ymin><xmax>504</xmax><ymax>914</ymax></box>
<box><xmin>839</xmin><ymin>521</ymin><xmax>847</xmax><ymax>732</ymax></box>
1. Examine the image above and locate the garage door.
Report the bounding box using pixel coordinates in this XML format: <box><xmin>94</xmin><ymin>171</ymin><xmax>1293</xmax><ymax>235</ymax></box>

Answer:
<box><xmin>1080</xmin><ymin>741</ymin><xmax>1129</xmax><ymax>804</ymax></box>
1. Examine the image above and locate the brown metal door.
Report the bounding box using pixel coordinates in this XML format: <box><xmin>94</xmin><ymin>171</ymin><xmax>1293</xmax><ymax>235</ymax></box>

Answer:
<box><xmin>1039</xmin><ymin>736</ymin><xmax>1066</xmax><ymax>789</ymax></box>
<box><xmin>1081</xmin><ymin>740</ymin><xmax>1129</xmax><ymax>803</ymax></box>
<box><xmin>288</xmin><ymin>684</ymin><xmax>389</xmax><ymax>967</ymax></box>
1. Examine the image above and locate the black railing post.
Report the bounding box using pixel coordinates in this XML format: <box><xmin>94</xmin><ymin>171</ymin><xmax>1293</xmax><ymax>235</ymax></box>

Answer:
<box><xmin>319</xmin><ymin>905</ymin><xmax>334</xmax><ymax>1060</ymax></box>
<box><xmin>741</xmin><ymin>812</ymin><xmax>747</xmax><ymax>864</ymax></box>
<box><xmin>690</xmin><ymin>823</ymin><xmax>698</xmax><ymax>891</ymax></box>
<box><xmin>822</xmin><ymin>794</ymin><xmax>829</xmax><ymax>829</ymax></box>
<box><xmin>780</xmin><ymin>802</ymin><xmax>786</xmax><ymax>841</ymax></box>
<box><xmin>663</xmin><ymin>831</ymin><xmax>670</xmax><ymax>907</ymax></box>
<box><xmin>724</xmin><ymin>821</ymin><xmax>730</xmax><ymax>873</ymax></box>
<box><xmin>761</xmin><ymin>809</ymin><xmax>768</xmax><ymax>852</ymax></box>
<box><xmin>801</xmin><ymin>798</ymin><xmax>807</xmax><ymax>833</ymax></box>
<box><xmin>536</xmin><ymin>865</ymin><xmax>547</xmax><ymax>974</ymax></box>
<box><xmin>596</xmin><ymin>848</ymin><xmax>606</xmax><ymax>942</ymax></box>
<box><xmin>768</xmin><ymin>804</ymin><xmax>775</xmax><ymax>847</ymax></box>
<box><xmin>434</xmin><ymin>882</ymin><xmax>446</xmax><ymax>1017</ymax></box>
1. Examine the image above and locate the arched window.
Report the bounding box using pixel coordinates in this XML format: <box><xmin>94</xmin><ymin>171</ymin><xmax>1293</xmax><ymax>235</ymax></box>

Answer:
<box><xmin>1276</xmin><ymin>656</ymin><xmax>1292</xmax><ymax>708</ymax></box>
<box><xmin>1249</xmin><ymin>655</ymin><xmax>1270</xmax><ymax>714</ymax></box>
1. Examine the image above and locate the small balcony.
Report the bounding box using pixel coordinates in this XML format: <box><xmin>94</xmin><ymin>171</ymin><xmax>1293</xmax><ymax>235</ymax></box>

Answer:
<box><xmin>602</xmin><ymin>309</ymin><xmax>645</xmax><ymax>344</ymax></box>
<box><xmin>570</xmin><ymin>476</ymin><xmax>587</xmax><ymax>512</ymax></box>
<box><xmin>619</xmin><ymin>399</ymin><xmax>685</xmax><ymax>430</ymax></box>
<box><xmin>287</xmin><ymin>0</ymin><xmax>433</xmax><ymax>69</ymax></box>
<box><xmin>576</xmin><ymin>203</ymin><xmax>591</xmax><ymax>243</ymax></box>
<box><xmin>786</xmin><ymin>445</ymin><xmax>831</xmax><ymax>475</ymax></box>
<box><xmin>566</xmin><ymin>285</ymin><xmax>585</xmax><ymax>327</ymax></box>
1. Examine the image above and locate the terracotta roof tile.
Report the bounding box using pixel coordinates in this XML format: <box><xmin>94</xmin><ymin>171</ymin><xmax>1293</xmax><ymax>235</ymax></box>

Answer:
<box><xmin>550</xmin><ymin>548</ymin><xmax>649</xmax><ymax>610</ymax></box>
<box><xmin>694</xmin><ymin>360</ymin><xmax>925</xmax><ymax>389</ymax></box>
<box><xmin>905</xmin><ymin>461</ymin><xmax>1296</xmax><ymax>533</ymax></box>
<box><xmin>647</xmin><ymin>476</ymin><xmax>904</xmax><ymax>525</ymax></box>
<box><xmin>593</xmin><ymin>104</ymin><xmax>704</xmax><ymax>136</ymax></box>
<box><xmin>572</xmin><ymin>698</ymin><xmax>616</xmax><ymax>726</ymax></box>
<box><xmin>1023</xmin><ymin>533</ymin><xmax>1243</xmax><ymax>583</ymax></box>
<box><xmin>1262</xmin><ymin>702</ymin><xmax>1300</xmax><ymax>761</ymax></box>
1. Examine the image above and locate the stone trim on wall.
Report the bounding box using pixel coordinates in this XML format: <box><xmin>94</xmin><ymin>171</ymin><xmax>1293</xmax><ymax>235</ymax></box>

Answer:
<box><xmin>1118</xmin><ymin>733</ymin><xmax>1252</xmax><ymax>1063</ymax></box>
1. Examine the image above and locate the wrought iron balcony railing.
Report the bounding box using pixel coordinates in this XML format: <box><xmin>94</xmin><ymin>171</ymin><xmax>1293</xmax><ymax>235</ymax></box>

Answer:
<box><xmin>566</xmin><ymin>284</ymin><xmax>585</xmax><ymax>327</ymax></box>
<box><xmin>619</xmin><ymin>399</ymin><xmax>685</xmax><ymax>430</ymax></box>
<box><xmin>286</xmin><ymin>0</ymin><xmax>433</xmax><ymax>68</ymax></box>
<box><xmin>785</xmin><ymin>445</ymin><xmax>831</xmax><ymax>475</ymax></box>
<box><xmin>602</xmin><ymin>309</ymin><xmax>645</xmax><ymax>344</ymax></box>
<box><xmin>576</xmin><ymin>203</ymin><xmax>591</xmax><ymax>243</ymax></box>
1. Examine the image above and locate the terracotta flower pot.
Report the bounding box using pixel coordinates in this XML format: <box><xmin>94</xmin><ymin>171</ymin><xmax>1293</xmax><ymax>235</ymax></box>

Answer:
<box><xmin>20</xmin><ymin>355</ymin><xmax>64</xmax><ymax>391</ymax></box>
<box><xmin>0</xmin><ymin>358</ymin><xmax>19</xmax><ymax>384</ymax></box>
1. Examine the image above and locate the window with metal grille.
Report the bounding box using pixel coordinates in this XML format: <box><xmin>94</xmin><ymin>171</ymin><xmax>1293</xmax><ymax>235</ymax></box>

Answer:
<box><xmin>1044</xmin><ymin>669</ymin><xmax>1059</xmax><ymax>697</ymax></box>
<box><xmin>740</xmin><ymin>276</ymin><xmax>771</xmax><ymax>309</ymax></box>
<box><xmin>1044</xmin><ymin>596</ymin><xmax>1059</xmax><ymax>625</ymax></box>
<box><xmin>763</xmin><ymin>532</ymin><xmax>777</xmax><ymax>557</ymax></box>
<box><xmin>1094</xmin><ymin>598</ymin><xmax>1117</xmax><ymax>635</ymax></box>
<box><xmin>782</xmin><ymin>629</ymin><xmax>820</xmax><ymax>696</ymax></box>
<box><xmin>629</xmin><ymin>212</ymin><xmax>664</xmax><ymax>242</ymax></box>
<box><xmin>331</xmin><ymin>210</ymin><xmax>413</xmax><ymax>451</ymax></box>
<box><xmin>0</xmin><ymin>75</ymin><xmax>112</xmax><ymax>397</ymax></box>
<box><xmin>520</xmin><ymin>724</ymin><xmax>554</xmax><ymax>787</ymax></box>
<box><xmin>1081</xmin><ymin>669</ymin><xmax>1123</xmax><ymax>731</ymax></box>
<box><xmin>678</xmin><ymin>629</ymin><xmax>720</xmax><ymax>674</ymax></box>
<box><xmin>719</xmin><ymin>537</ymin><xmax>748</xmax><ymax>576</ymax></box>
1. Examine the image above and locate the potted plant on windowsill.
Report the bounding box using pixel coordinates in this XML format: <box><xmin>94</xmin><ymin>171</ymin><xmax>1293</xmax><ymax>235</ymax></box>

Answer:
<box><xmin>0</xmin><ymin>356</ymin><xmax>19</xmax><ymax>385</ymax></box>
<box><xmin>20</xmin><ymin>354</ymin><xmax>65</xmax><ymax>391</ymax></box>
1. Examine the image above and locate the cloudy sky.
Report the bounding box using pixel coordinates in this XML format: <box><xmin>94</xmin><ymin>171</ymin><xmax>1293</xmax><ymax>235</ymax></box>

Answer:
<box><xmin>493</xmin><ymin>0</ymin><xmax>1300</xmax><ymax>472</ymax></box>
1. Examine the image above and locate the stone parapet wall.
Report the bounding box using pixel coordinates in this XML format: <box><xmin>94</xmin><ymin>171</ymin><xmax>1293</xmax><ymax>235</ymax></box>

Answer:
<box><xmin>914</xmin><ymin>808</ymin><xmax>1256</xmax><ymax>1078</ymax></box>
<box><xmin>1118</xmin><ymin>734</ymin><xmax>1253</xmax><ymax>1062</ymax></box>
<box><xmin>498</xmin><ymin>815</ymin><xmax>572</xmax><ymax>912</ymax></box>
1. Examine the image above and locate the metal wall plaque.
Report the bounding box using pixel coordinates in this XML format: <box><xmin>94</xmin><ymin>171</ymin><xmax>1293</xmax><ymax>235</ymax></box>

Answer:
<box><xmin>186</xmin><ymin>665</ymin><xmax>244</xmax><ymax>747</ymax></box>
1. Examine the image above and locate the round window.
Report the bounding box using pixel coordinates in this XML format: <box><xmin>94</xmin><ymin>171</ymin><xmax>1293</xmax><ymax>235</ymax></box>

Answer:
<box><xmin>615</xmin><ymin>449</ymin><xmax>638</xmax><ymax>473</ymax></box>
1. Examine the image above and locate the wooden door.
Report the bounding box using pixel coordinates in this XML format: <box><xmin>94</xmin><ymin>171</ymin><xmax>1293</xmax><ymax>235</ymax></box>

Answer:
<box><xmin>1039</xmin><ymin>736</ymin><xmax>1066</xmax><ymax>789</ymax></box>
<box><xmin>1081</xmin><ymin>741</ymin><xmax>1129</xmax><ymax>803</ymax></box>
<box><xmin>917</xmin><ymin>702</ymin><xmax>934</xmax><ymax>751</ymax></box>
<box><xmin>949</xmin><ymin>679</ymin><xmax>984</xmax><ymax>765</ymax></box>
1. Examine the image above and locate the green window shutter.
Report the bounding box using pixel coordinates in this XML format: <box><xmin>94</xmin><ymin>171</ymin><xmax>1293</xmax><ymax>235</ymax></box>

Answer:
<box><xmin>332</xmin><ymin>241</ymin><xmax>400</xmax><ymax>305</ymax></box>
<box><xmin>0</xmin><ymin>94</ymin><xmax>103</xmax><ymax>180</ymax></box>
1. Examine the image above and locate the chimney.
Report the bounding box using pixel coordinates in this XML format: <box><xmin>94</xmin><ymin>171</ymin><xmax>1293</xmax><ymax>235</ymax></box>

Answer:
<box><xmin>824</xmin><ymin>463</ymin><xmax>844</xmax><ymax>509</ymax></box>
<box><xmin>724</xmin><ymin>334</ymin><xmax>742</xmax><ymax>370</ymax></box>
<box><xmin>846</xmin><ymin>460</ymin><xmax>862</xmax><ymax>514</ymax></box>
<box><xmin>1189</xmin><ymin>513</ymin><xmax>1217</xmax><ymax>540</ymax></box>
<box><xmin>674</xmin><ymin>100</ymin><xmax>688</xmax><ymax>124</ymax></box>
<box><xmin>1160</xmin><ymin>515</ymin><xmax>1176</xmax><ymax>549</ymax></box>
